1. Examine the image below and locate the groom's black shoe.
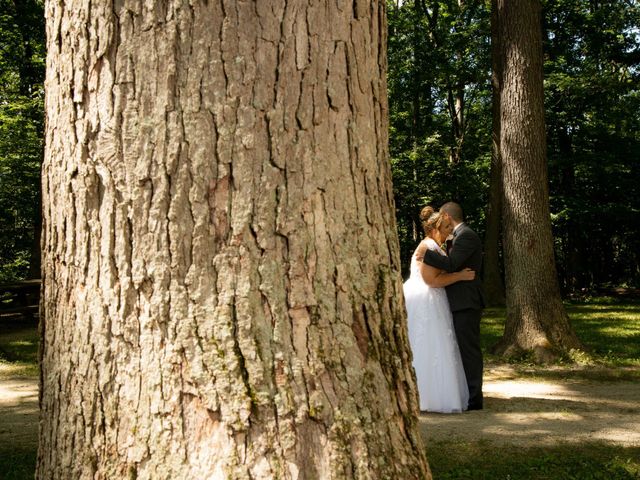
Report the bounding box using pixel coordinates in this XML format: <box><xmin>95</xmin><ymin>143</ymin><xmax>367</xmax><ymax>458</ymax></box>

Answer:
<box><xmin>467</xmin><ymin>403</ymin><xmax>483</xmax><ymax>411</ymax></box>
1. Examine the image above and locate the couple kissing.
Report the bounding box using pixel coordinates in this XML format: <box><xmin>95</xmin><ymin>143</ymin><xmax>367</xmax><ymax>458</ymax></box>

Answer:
<box><xmin>403</xmin><ymin>202</ymin><xmax>485</xmax><ymax>413</ymax></box>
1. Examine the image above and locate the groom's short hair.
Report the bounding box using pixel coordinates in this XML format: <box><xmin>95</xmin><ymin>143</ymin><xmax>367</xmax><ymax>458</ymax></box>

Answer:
<box><xmin>441</xmin><ymin>202</ymin><xmax>464</xmax><ymax>222</ymax></box>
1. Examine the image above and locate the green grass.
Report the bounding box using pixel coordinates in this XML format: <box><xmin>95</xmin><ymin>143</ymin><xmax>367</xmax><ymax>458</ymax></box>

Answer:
<box><xmin>428</xmin><ymin>439</ymin><xmax>640</xmax><ymax>480</ymax></box>
<box><xmin>0</xmin><ymin>321</ymin><xmax>39</xmax><ymax>379</ymax></box>
<box><xmin>0</xmin><ymin>448</ymin><xmax>38</xmax><ymax>480</ymax></box>
<box><xmin>482</xmin><ymin>299</ymin><xmax>640</xmax><ymax>370</ymax></box>
<box><xmin>567</xmin><ymin>302</ymin><xmax>640</xmax><ymax>364</ymax></box>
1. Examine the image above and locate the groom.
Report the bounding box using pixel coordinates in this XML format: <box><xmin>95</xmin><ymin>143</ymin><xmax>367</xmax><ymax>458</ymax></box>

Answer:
<box><xmin>419</xmin><ymin>202</ymin><xmax>485</xmax><ymax>410</ymax></box>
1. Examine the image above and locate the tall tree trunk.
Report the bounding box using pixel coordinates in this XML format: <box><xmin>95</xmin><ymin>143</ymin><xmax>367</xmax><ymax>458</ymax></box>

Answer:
<box><xmin>38</xmin><ymin>1</ymin><xmax>430</xmax><ymax>479</ymax></box>
<box><xmin>447</xmin><ymin>0</ymin><xmax>467</xmax><ymax>166</ymax></box>
<box><xmin>447</xmin><ymin>84</ymin><xmax>465</xmax><ymax>165</ymax></box>
<box><xmin>28</xmin><ymin>183</ymin><xmax>41</xmax><ymax>280</ymax></box>
<box><xmin>483</xmin><ymin>0</ymin><xmax>505</xmax><ymax>306</ymax></box>
<box><xmin>557</xmin><ymin>128</ymin><xmax>588</xmax><ymax>291</ymax></box>
<box><xmin>494</xmin><ymin>0</ymin><xmax>582</xmax><ymax>362</ymax></box>
<box><xmin>411</xmin><ymin>1</ymin><xmax>423</xmax><ymax>243</ymax></box>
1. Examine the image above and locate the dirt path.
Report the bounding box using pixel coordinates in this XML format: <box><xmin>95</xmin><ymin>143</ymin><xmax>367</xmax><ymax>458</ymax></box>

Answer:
<box><xmin>0</xmin><ymin>371</ymin><xmax>38</xmax><ymax>450</ymax></box>
<box><xmin>420</xmin><ymin>366</ymin><xmax>640</xmax><ymax>447</ymax></box>
<box><xmin>1</xmin><ymin>367</ymin><xmax>639</xmax><ymax>451</ymax></box>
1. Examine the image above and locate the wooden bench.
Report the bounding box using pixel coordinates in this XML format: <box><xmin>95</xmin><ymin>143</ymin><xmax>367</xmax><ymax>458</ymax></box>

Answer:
<box><xmin>0</xmin><ymin>279</ymin><xmax>41</xmax><ymax>321</ymax></box>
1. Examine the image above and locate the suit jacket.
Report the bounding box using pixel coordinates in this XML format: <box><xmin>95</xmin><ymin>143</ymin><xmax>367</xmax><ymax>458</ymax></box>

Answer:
<box><xmin>421</xmin><ymin>223</ymin><xmax>485</xmax><ymax>312</ymax></box>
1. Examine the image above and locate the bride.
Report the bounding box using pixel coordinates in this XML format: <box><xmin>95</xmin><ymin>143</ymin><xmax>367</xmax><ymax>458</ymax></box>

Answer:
<box><xmin>404</xmin><ymin>206</ymin><xmax>474</xmax><ymax>413</ymax></box>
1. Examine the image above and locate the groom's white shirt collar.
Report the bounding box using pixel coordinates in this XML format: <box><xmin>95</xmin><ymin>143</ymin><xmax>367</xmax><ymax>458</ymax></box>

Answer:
<box><xmin>453</xmin><ymin>222</ymin><xmax>465</xmax><ymax>234</ymax></box>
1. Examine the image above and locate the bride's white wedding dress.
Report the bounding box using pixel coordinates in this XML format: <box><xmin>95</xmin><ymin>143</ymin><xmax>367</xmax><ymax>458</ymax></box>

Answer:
<box><xmin>403</xmin><ymin>238</ymin><xmax>469</xmax><ymax>413</ymax></box>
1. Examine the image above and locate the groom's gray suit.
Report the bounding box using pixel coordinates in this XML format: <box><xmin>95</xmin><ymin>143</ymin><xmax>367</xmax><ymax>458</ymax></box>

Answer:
<box><xmin>421</xmin><ymin>223</ymin><xmax>485</xmax><ymax>410</ymax></box>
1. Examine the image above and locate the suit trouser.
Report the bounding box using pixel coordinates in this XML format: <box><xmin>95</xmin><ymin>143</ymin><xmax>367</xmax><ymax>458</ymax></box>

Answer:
<box><xmin>452</xmin><ymin>308</ymin><xmax>483</xmax><ymax>408</ymax></box>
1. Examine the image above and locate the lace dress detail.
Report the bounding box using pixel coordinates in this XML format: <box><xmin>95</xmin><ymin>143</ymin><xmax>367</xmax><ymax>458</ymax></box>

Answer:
<box><xmin>403</xmin><ymin>238</ymin><xmax>469</xmax><ymax>412</ymax></box>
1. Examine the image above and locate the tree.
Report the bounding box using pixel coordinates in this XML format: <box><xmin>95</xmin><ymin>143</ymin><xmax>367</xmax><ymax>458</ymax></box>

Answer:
<box><xmin>494</xmin><ymin>0</ymin><xmax>582</xmax><ymax>361</ymax></box>
<box><xmin>38</xmin><ymin>1</ymin><xmax>430</xmax><ymax>478</ymax></box>
<box><xmin>482</xmin><ymin>0</ymin><xmax>505</xmax><ymax>306</ymax></box>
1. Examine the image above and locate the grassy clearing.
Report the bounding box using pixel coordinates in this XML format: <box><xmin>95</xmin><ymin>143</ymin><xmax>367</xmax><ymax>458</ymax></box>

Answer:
<box><xmin>481</xmin><ymin>298</ymin><xmax>640</xmax><ymax>382</ymax></box>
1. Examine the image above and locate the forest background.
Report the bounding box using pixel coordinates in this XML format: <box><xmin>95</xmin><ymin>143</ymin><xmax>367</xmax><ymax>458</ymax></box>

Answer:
<box><xmin>1</xmin><ymin>0</ymin><xmax>639</xmax><ymax>297</ymax></box>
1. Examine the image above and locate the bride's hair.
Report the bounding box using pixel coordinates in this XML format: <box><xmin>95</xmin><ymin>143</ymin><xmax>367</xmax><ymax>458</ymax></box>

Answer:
<box><xmin>420</xmin><ymin>206</ymin><xmax>445</xmax><ymax>236</ymax></box>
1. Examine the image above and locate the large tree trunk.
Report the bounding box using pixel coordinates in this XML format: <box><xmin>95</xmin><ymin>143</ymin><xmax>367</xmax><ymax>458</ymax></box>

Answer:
<box><xmin>494</xmin><ymin>0</ymin><xmax>582</xmax><ymax>362</ymax></box>
<box><xmin>38</xmin><ymin>1</ymin><xmax>430</xmax><ymax>479</ymax></box>
<box><xmin>482</xmin><ymin>0</ymin><xmax>505</xmax><ymax>307</ymax></box>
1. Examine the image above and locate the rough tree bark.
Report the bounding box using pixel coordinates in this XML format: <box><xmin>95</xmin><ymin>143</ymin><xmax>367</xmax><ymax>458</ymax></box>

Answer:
<box><xmin>494</xmin><ymin>0</ymin><xmax>582</xmax><ymax>361</ymax></box>
<box><xmin>482</xmin><ymin>0</ymin><xmax>505</xmax><ymax>307</ymax></box>
<box><xmin>38</xmin><ymin>1</ymin><xmax>430</xmax><ymax>479</ymax></box>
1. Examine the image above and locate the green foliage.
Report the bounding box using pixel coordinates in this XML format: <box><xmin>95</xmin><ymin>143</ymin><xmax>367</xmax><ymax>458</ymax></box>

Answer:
<box><xmin>0</xmin><ymin>0</ymin><xmax>638</xmax><ymax>292</ymax></box>
<box><xmin>387</xmin><ymin>0</ymin><xmax>640</xmax><ymax>291</ymax></box>
<box><xmin>0</xmin><ymin>0</ymin><xmax>45</xmax><ymax>281</ymax></box>
<box><xmin>387</xmin><ymin>0</ymin><xmax>492</xmax><ymax>275</ymax></box>
<box><xmin>543</xmin><ymin>0</ymin><xmax>640</xmax><ymax>291</ymax></box>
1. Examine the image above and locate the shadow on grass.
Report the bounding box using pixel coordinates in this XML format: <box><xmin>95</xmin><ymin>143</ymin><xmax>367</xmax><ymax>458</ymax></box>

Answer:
<box><xmin>481</xmin><ymin>393</ymin><xmax>639</xmax><ymax>416</ymax></box>
<box><xmin>0</xmin><ymin>447</ymin><xmax>37</xmax><ymax>480</ymax></box>
<box><xmin>0</xmin><ymin>323</ymin><xmax>39</xmax><ymax>479</ymax></box>
<box><xmin>0</xmin><ymin>340</ymin><xmax>39</xmax><ymax>364</ymax></box>
<box><xmin>509</xmin><ymin>365</ymin><xmax>640</xmax><ymax>382</ymax></box>
<box><xmin>421</xmin><ymin>376</ymin><xmax>640</xmax><ymax>475</ymax></box>
<box><xmin>427</xmin><ymin>439</ymin><xmax>640</xmax><ymax>480</ymax></box>
<box><xmin>421</xmin><ymin>388</ymin><xmax>640</xmax><ymax>447</ymax></box>
<box><xmin>0</xmin><ymin>322</ymin><xmax>39</xmax><ymax>368</ymax></box>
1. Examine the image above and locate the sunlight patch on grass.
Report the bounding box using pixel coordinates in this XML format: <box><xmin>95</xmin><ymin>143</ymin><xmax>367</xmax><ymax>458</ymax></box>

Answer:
<box><xmin>485</xmin><ymin>379</ymin><xmax>574</xmax><ymax>398</ymax></box>
<box><xmin>0</xmin><ymin>361</ymin><xmax>39</xmax><ymax>379</ymax></box>
<box><xmin>0</xmin><ymin>326</ymin><xmax>40</xmax><ymax>379</ymax></box>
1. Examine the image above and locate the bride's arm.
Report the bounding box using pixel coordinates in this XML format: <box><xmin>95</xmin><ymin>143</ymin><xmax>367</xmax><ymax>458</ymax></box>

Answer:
<box><xmin>419</xmin><ymin>258</ymin><xmax>475</xmax><ymax>287</ymax></box>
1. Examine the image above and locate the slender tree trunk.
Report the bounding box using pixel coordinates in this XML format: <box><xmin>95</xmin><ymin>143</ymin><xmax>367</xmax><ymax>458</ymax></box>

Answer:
<box><xmin>447</xmin><ymin>0</ymin><xmax>467</xmax><ymax>166</ymax></box>
<box><xmin>447</xmin><ymin>85</ymin><xmax>465</xmax><ymax>164</ymax></box>
<box><xmin>411</xmin><ymin>1</ymin><xmax>422</xmax><ymax>243</ymax></box>
<box><xmin>557</xmin><ymin>128</ymin><xmax>588</xmax><ymax>291</ymax></box>
<box><xmin>38</xmin><ymin>1</ymin><xmax>430</xmax><ymax>479</ymax></box>
<box><xmin>483</xmin><ymin>0</ymin><xmax>505</xmax><ymax>306</ymax></box>
<box><xmin>494</xmin><ymin>0</ymin><xmax>582</xmax><ymax>362</ymax></box>
<box><xmin>28</xmin><ymin>186</ymin><xmax>42</xmax><ymax>280</ymax></box>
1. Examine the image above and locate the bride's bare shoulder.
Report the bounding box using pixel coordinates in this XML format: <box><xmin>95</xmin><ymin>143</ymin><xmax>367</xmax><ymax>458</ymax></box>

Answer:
<box><xmin>413</xmin><ymin>240</ymin><xmax>427</xmax><ymax>261</ymax></box>
<box><xmin>423</xmin><ymin>237</ymin><xmax>439</xmax><ymax>249</ymax></box>
<box><xmin>414</xmin><ymin>239</ymin><xmax>431</xmax><ymax>261</ymax></box>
